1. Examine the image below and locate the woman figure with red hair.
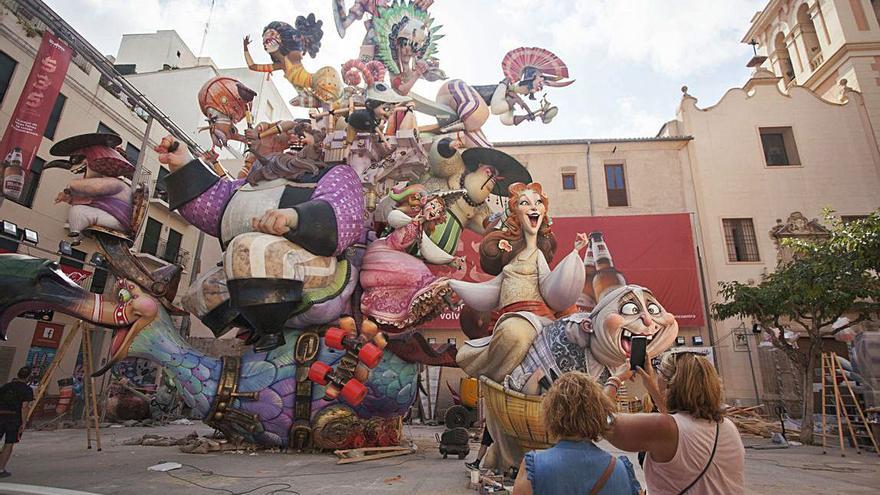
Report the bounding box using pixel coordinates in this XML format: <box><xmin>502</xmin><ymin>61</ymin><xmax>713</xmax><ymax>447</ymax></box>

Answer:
<box><xmin>450</xmin><ymin>182</ymin><xmax>588</xmax><ymax>381</ymax></box>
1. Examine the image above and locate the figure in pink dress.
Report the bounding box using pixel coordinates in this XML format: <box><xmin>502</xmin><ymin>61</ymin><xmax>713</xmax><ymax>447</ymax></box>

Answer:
<box><xmin>360</xmin><ymin>188</ymin><xmax>464</xmax><ymax>331</ymax></box>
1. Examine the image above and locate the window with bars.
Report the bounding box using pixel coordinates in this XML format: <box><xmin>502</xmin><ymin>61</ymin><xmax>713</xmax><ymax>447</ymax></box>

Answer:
<box><xmin>562</xmin><ymin>173</ymin><xmax>576</xmax><ymax>190</ymax></box>
<box><xmin>0</xmin><ymin>51</ymin><xmax>17</xmax><ymax>106</ymax></box>
<box><xmin>723</xmin><ymin>218</ymin><xmax>760</xmax><ymax>262</ymax></box>
<box><xmin>44</xmin><ymin>93</ymin><xmax>66</xmax><ymax>140</ymax></box>
<box><xmin>604</xmin><ymin>164</ymin><xmax>628</xmax><ymax>207</ymax></box>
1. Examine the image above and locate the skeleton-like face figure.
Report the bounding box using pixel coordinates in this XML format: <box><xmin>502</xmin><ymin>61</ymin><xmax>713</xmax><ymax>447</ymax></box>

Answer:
<box><xmin>513</xmin><ymin>189</ymin><xmax>546</xmax><ymax>237</ymax></box>
<box><xmin>262</xmin><ymin>29</ymin><xmax>281</xmax><ymax>53</ymax></box>
<box><xmin>590</xmin><ymin>285</ymin><xmax>679</xmax><ymax>368</ymax></box>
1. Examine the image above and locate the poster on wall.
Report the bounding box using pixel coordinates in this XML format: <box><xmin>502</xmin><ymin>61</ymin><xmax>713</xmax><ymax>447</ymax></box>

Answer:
<box><xmin>26</xmin><ymin>345</ymin><xmax>57</xmax><ymax>383</ymax></box>
<box><xmin>0</xmin><ymin>31</ymin><xmax>72</xmax><ymax>200</ymax></box>
<box><xmin>31</xmin><ymin>322</ymin><xmax>64</xmax><ymax>348</ymax></box>
<box><xmin>424</xmin><ymin>213</ymin><xmax>705</xmax><ymax>329</ymax></box>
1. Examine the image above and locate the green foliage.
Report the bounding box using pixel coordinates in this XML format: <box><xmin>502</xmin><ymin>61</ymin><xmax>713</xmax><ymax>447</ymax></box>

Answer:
<box><xmin>713</xmin><ymin>209</ymin><xmax>880</xmax><ymax>336</ymax></box>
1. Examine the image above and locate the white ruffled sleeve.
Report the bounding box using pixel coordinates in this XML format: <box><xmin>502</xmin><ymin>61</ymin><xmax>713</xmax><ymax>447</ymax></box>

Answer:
<box><xmin>537</xmin><ymin>249</ymin><xmax>585</xmax><ymax>312</ymax></box>
<box><xmin>449</xmin><ymin>273</ymin><xmax>504</xmax><ymax>311</ymax></box>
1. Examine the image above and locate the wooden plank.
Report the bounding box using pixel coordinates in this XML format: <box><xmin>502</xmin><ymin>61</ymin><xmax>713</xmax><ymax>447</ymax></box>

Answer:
<box><xmin>335</xmin><ymin>448</ymin><xmax>415</xmax><ymax>464</ymax></box>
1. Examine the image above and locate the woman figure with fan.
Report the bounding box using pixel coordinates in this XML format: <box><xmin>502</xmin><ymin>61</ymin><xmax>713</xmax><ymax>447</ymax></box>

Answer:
<box><xmin>489</xmin><ymin>47</ymin><xmax>574</xmax><ymax>126</ymax></box>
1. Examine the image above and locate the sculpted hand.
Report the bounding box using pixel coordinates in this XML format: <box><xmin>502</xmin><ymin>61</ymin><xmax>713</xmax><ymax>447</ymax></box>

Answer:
<box><xmin>574</xmin><ymin>232</ymin><xmax>588</xmax><ymax>252</ymax></box>
<box><xmin>252</xmin><ymin>208</ymin><xmax>298</xmax><ymax>235</ymax></box>
<box><xmin>55</xmin><ymin>190</ymin><xmax>71</xmax><ymax>204</ymax></box>
<box><xmin>154</xmin><ymin>136</ymin><xmax>193</xmax><ymax>171</ymax></box>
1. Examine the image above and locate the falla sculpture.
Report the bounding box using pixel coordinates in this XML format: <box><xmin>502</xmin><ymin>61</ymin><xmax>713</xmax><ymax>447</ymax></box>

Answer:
<box><xmin>0</xmin><ymin>1</ymin><xmax>677</xmax><ymax>460</ymax></box>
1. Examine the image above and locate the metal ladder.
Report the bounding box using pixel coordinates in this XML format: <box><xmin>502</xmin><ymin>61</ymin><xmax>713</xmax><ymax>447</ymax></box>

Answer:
<box><xmin>819</xmin><ymin>352</ymin><xmax>878</xmax><ymax>456</ymax></box>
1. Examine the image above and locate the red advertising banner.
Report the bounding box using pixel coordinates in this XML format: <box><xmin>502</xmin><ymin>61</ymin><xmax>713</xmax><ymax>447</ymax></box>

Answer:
<box><xmin>423</xmin><ymin>213</ymin><xmax>705</xmax><ymax>328</ymax></box>
<box><xmin>31</xmin><ymin>322</ymin><xmax>64</xmax><ymax>348</ymax></box>
<box><xmin>0</xmin><ymin>31</ymin><xmax>72</xmax><ymax>197</ymax></box>
<box><xmin>59</xmin><ymin>264</ymin><xmax>91</xmax><ymax>286</ymax></box>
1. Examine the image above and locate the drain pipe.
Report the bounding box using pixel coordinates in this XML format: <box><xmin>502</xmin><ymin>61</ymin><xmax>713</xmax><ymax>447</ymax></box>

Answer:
<box><xmin>585</xmin><ymin>141</ymin><xmax>595</xmax><ymax>215</ymax></box>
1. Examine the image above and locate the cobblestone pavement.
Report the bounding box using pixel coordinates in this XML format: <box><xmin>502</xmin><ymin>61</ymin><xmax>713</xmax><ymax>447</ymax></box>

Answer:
<box><xmin>0</xmin><ymin>423</ymin><xmax>877</xmax><ymax>494</ymax></box>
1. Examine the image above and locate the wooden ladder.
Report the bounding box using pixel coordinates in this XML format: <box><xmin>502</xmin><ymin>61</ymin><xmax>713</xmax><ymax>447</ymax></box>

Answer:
<box><xmin>80</xmin><ymin>326</ymin><xmax>102</xmax><ymax>451</ymax></box>
<box><xmin>819</xmin><ymin>352</ymin><xmax>879</xmax><ymax>456</ymax></box>
<box><xmin>25</xmin><ymin>320</ymin><xmax>102</xmax><ymax>451</ymax></box>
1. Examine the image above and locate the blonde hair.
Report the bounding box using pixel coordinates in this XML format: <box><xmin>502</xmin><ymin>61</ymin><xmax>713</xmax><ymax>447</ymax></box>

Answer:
<box><xmin>542</xmin><ymin>371</ymin><xmax>616</xmax><ymax>441</ymax></box>
<box><xmin>666</xmin><ymin>353</ymin><xmax>724</xmax><ymax>422</ymax></box>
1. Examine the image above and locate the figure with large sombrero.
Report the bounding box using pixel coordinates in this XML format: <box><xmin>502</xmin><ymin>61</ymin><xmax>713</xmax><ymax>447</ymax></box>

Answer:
<box><xmin>49</xmin><ymin>133</ymin><xmax>134</xmax><ymax>246</ymax></box>
<box><xmin>418</xmin><ymin>139</ymin><xmax>532</xmax><ymax>262</ymax></box>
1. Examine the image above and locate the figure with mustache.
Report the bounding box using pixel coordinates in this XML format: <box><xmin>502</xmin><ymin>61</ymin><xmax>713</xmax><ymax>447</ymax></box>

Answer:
<box><xmin>450</xmin><ymin>182</ymin><xmax>588</xmax><ymax>382</ymax></box>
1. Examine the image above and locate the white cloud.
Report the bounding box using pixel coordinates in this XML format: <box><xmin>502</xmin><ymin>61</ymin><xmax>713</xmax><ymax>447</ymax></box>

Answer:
<box><xmin>44</xmin><ymin>0</ymin><xmax>765</xmax><ymax>141</ymax></box>
<box><xmin>552</xmin><ymin>0</ymin><xmax>765</xmax><ymax>77</ymax></box>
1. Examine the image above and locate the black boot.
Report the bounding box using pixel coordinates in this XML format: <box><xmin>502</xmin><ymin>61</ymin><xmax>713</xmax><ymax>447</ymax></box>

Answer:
<box><xmin>227</xmin><ymin>278</ymin><xmax>303</xmax><ymax>352</ymax></box>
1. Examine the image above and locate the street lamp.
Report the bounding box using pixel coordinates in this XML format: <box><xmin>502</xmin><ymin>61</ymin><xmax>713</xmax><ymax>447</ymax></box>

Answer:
<box><xmin>2</xmin><ymin>220</ymin><xmax>18</xmax><ymax>238</ymax></box>
<box><xmin>23</xmin><ymin>228</ymin><xmax>38</xmax><ymax>245</ymax></box>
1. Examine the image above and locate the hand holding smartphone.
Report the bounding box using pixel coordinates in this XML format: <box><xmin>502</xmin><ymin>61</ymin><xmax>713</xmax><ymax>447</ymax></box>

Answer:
<box><xmin>629</xmin><ymin>336</ymin><xmax>648</xmax><ymax>371</ymax></box>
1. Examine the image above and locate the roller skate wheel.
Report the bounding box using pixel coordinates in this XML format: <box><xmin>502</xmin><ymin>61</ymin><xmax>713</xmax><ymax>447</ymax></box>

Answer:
<box><xmin>340</xmin><ymin>379</ymin><xmax>368</xmax><ymax>406</ymax></box>
<box><xmin>358</xmin><ymin>342</ymin><xmax>383</xmax><ymax>368</ymax></box>
<box><xmin>308</xmin><ymin>361</ymin><xmax>333</xmax><ymax>385</ymax></box>
<box><xmin>325</xmin><ymin>327</ymin><xmax>347</xmax><ymax>350</ymax></box>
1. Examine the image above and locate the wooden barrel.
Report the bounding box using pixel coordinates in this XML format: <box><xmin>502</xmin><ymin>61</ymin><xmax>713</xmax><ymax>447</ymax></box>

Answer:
<box><xmin>479</xmin><ymin>376</ymin><xmax>551</xmax><ymax>450</ymax></box>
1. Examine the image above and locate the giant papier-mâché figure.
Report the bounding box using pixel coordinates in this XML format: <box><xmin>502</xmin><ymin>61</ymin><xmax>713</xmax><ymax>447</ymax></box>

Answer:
<box><xmin>416</xmin><ymin>141</ymin><xmax>531</xmax><ymax>262</ymax></box>
<box><xmin>156</xmin><ymin>134</ymin><xmax>364</xmax><ymax>353</ymax></box>
<box><xmin>0</xmin><ymin>257</ymin><xmax>416</xmax><ymax>451</ymax></box>
<box><xmin>47</xmin><ymin>133</ymin><xmax>134</xmax><ymax>246</ymax></box>
<box><xmin>428</xmin><ymin>47</ymin><xmax>573</xmax><ymax>148</ymax></box>
<box><xmin>244</xmin><ymin>15</ymin><xmax>343</xmax><ymax>108</ymax></box>
<box><xmin>456</xmin><ymin>227</ymin><xmax>680</xmax><ymax>470</ymax></box>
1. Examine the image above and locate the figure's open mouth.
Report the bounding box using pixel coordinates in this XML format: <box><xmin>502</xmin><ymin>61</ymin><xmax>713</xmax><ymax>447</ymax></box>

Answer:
<box><xmin>620</xmin><ymin>328</ymin><xmax>655</xmax><ymax>357</ymax></box>
<box><xmin>527</xmin><ymin>213</ymin><xmax>540</xmax><ymax>228</ymax></box>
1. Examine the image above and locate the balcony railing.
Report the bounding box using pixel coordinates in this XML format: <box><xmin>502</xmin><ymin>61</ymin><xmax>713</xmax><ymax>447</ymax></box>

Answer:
<box><xmin>809</xmin><ymin>51</ymin><xmax>824</xmax><ymax>72</ymax></box>
<box><xmin>139</xmin><ymin>235</ymin><xmax>190</xmax><ymax>268</ymax></box>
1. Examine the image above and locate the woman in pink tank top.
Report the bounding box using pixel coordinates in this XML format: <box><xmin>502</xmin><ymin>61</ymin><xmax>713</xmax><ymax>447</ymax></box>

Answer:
<box><xmin>603</xmin><ymin>353</ymin><xmax>745</xmax><ymax>494</ymax></box>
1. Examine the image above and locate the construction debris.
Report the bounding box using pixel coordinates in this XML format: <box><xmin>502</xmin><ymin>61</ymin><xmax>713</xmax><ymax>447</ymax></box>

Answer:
<box><xmin>725</xmin><ymin>404</ymin><xmax>800</xmax><ymax>439</ymax></box>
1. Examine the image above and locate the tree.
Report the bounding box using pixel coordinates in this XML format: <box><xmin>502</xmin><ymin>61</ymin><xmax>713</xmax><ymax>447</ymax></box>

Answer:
<box><xmin>712</xmin><ymin>210</ymin><xmax>880</xmax><ymax>444</ymax></box>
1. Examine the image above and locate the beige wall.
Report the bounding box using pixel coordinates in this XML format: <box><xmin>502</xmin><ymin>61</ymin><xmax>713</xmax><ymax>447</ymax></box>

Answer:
<box><xmin>676</xmin><ymin>71</ymin><xmax>880</xmax><ymax>403</ymax></box>
<box><xmin>0</xmin><ymin>7</ymin><xmax>202</xmax><ymax>389</ymax></box>
<box><xmin>496</xmin><ymin>139</ymin><xmax>692</xmax><ymax>218</ymax></box>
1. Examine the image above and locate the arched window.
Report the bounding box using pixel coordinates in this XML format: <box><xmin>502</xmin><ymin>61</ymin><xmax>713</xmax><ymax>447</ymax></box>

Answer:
<box><xmin>797</xmin><ymin>4</ymin><xmax>822</xmax><ymax>71</ymax></box>
<box><xmin>774</xmin><ymin>32</ymin><xmax>795</xmax><ymax>83</ymax></box>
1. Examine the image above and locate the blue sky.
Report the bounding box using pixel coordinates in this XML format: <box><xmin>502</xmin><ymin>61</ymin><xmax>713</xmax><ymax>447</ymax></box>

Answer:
<box><xmin>45</xmin><ymin>0</ymin><xmax>768</xmax><ymax>141</ymax></box>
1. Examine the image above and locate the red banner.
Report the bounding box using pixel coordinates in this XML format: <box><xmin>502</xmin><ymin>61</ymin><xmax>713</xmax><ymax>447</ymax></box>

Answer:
<box><xmin>31</xmin><ymin>322</ymin><xmax>64</xmax><ymax>348</ymax></box>
<box><xmin>0</xmin><ymin>31</ymin><xmax>72</xmax><ymax>182</ymax></box>
<box><xmin>423</xmin><ymin>213</ymin><xmax>705</xmax><ymax>328</ymax></box>
<box><xmin>59</xmin><ymin>264</ymin><xmax>91</xmax><ymax>286</ymax></box>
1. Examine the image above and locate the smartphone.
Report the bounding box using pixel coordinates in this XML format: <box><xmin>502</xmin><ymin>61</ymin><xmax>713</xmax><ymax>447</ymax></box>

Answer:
<box><xmin>630</xmin><ymin>336</ymin><xmax>648</xmax><ymax>371</ymax></box>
